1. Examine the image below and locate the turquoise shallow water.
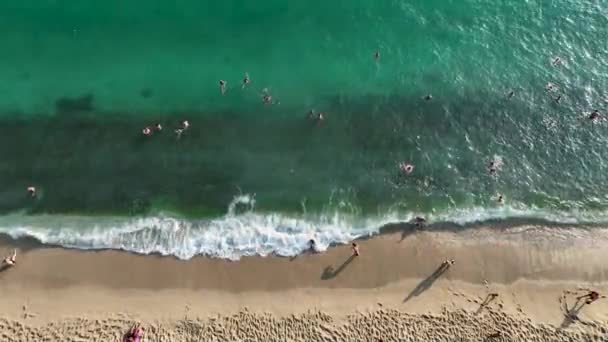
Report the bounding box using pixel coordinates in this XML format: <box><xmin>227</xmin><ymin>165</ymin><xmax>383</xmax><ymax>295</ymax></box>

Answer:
<box><xmin>0</xmin><ymin>1</ymin><xmax>607</xmax><ymax>258</ymax></box>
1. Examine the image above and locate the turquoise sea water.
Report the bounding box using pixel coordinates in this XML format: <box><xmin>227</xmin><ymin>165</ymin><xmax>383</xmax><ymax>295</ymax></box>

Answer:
<box><xmin>0</xmin><ymin>1</ymin><xmax>607</xmax><ymax>258</ymax></box>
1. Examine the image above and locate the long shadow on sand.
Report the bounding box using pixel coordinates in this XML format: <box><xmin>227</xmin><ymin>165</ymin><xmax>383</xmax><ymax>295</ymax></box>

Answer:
<box><xmin>0</xmin><ymin>264</ymin><xmax>13</xmax><ymax>277</ymax></box>
<box><xmin>321</xmin><ymin>255</ymin><xmax>356</xmax><ymax>280</ymax></box>
<box><xmin>559</xmin><ymin>298</ymin><xmax>586</xmax><ymax>330</ymax></box>
<box><xmin>403</xmin><ymin>264</ymin><xmax>449</xmax><ymax>303</ymax></box>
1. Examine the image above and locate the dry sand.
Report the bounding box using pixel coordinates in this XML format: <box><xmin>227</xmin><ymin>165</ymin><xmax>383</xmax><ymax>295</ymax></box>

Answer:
<box><xmin>0</xmin><ymin>223</ymin><xmax>607</xmax><ymax>341</ymax></box>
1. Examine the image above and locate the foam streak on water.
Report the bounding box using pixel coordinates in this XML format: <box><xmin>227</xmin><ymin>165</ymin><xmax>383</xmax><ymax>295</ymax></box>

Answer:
<box><xmin>1</xmin><ymin>195</ymin><xmax>608</xmax><ymax>260</ymax></box>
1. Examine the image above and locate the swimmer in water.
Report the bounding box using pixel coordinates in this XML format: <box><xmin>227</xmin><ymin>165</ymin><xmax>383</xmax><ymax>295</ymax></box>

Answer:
<box><xmin>552</xmin><ymin>57</ymin><xmax>561</xmax><ymax>66</ymax></box>
<box><xmin>374</xmin><ymin>49</ymin><xmax>380</xmax><ymax>61</ymax></box>
<box><xmin>316</xmin><ymin>112</ymin><xmax>325</xmax><ymax>124</ymax></box>
<box><xmin>181</xmin><ymin>120</ymin><xmax>190</xmax><ymax>130</ymax></box>
<box><xmin>261</xmin><ymin>88</ymin><xmax>273</xmax><ymax>104</ymax></box>
<box><xmin>142</xmin><ymin>126</ymin><xmax>153</xmax><ymax>136</ymax></box>
<box><xmin>423</xmin><ymin>94</ymin><xmax>433</xmax><ymax>101</ymax></box>
<box><xmin>399</xmin><ymin>162</ymin><xmax>414</xmax><ymax>175</ymax></box>
<box><xmin>554</xmin><ymin>95</ymin><xmax>562</xmax><ymax>104</ymax></box>
<box><xmin>506</xmin><ymin>90</ymin><xmax>515</xmax><ymax>99</ymax></box>
<box><xmin>219</xmin><ymin>80</ymin><xmax>226</xmax><ymax>95</ymax></box>
<box><xmin>174</xmin><ymin>128</ymin><xmax>184</xmax><ymax>140</ymax></box>
<box><xmin>263</xmin><ymin>94</ymin><xmax>272</xmax><ymax>104</ymax></box>
<box><xmin>487</xmin><ymin>161</ymin><xmax>497</xmax><ymax>175</ymax></box>
<box><xmin>242</xmin><ymin>73</ymin><xmax>250</xmax><ymax>89</ymax></box>
<box><xmin>497</xmin><ymin>194</ymin><xmax>504</xmax><ymax>204</ymax></box>
<box><xmin>588</xmin><ymin>110</ymin><xmax>603</xmax><ymax>121</ymax></box>
<box><xmin>155</xmin><ymin>123</ymin><xmax>162</xmax><ymax>131</ymax></box>
<box><xmin>27</xmin><ymin>186</ymin><xmax>36</xmax><ymax>197</ymax></box>
<box><xmin>545</xmin><ymin>82</ymin><xmax>555</xmax><ymax>92</ymax></box>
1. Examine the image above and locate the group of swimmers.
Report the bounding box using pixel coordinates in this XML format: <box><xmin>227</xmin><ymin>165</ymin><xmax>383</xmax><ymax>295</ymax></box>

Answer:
<box><xmin>142</xmin><ymin>120</ymin><xmax>190</xmax><ymax>139</ymax></box>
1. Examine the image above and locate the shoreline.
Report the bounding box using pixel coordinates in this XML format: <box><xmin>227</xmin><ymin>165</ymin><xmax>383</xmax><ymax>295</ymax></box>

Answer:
<box><xmin>0</xmin><ymin>223</ymin><xmax>607</xmax><ymax>340</ymax></box>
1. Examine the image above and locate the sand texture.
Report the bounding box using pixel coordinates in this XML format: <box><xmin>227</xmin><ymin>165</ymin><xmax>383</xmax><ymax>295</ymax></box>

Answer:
<box><xmin>0</xmin><ymin>223</ymin><xmax>607</xmax><ymax>341</ymax></box>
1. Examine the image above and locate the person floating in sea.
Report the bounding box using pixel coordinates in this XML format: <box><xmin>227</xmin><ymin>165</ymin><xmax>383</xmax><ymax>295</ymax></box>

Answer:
<box><xmin>351</xmin><ymin>242</ymin><xmax>360</xmax><ymax>257</ymax></box>
<box><xmin>181</xmin><ymin>120</ymin><xmax>190</xmax><ymax>130</ymax></box>
<box><xmin>174</xmin><ymin>120</ymin><xmax>190</xmax><ymax>139</ymax></box>
<box><xmin>587</xmin><ymin>110</ymin><xmax>604</xmax><ymax>122</ymax></box>
<box><xmin>487</xmin><ymin>161</ymin><xmax>498</xmax><ymax>175</ymax></box>
<box><xmin>2</xmin><ymin>249</ymin><xmax>17</xmax><ymax>267</ymax></box>
<box><xmin>399</xmin><ymin>162</ymin><xmax>414</xmax><ymax>175</ymax></box>
<box><xmin>142</xmin><ymin>126</ymin><xmax>153</xmax><ymax>136</ymax></box>
<box><xmin>554</xmin><ymin>95</ymin><xmax>562</xmax><ymax>104</ymax></box>
<box><xmin>577</xmin><ymin>290</ymin><xmax>603</xmax><ymax>305</ymax></box>
<box><xmin>261</xmin><ymin>88</ymin><xmax>278</xmax><ymax>105</ymax></box>
<box><xmin>242</xmin><ymin>73</ymin><xmax>250</xmax><ymax>89</ymax></box>
<box><xmin>578</xmin><ymin>110</ymin><xmax>606</xmax><ymax>123</ymax></box>
<box><xmin>552</xmin><ymin>57</ymin><xmax>561</xmax><ymax>66</ymax></box>
<box><xmin>219</xmin><ymin>80</ymin><xmax>227</xmax><ymax>95</ymax></box>
<box><xmin>27</xmin><ymin>186</ymin><xmax>36</xmax><ymax>198</ymax></box>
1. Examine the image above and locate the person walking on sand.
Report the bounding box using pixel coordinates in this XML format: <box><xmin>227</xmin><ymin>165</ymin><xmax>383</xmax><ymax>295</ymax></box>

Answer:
<box><xmin>577</xmin><ymin>291</ymin><xmax>603</xmax><ymax>305</ymax></box>
<box><xmin>3</xmin><ymin>249</ymin><xmax>16</xmax><ymax>267</ymax></box>
<box><xmin>351</xmin><ymin>242</ymin><xmax>360</xmax><ymax>256</ymax></box>
<box><xmin>441</xmin><ymin>259</ymin><xmax>455</xmax><ymax>270</ymax></box>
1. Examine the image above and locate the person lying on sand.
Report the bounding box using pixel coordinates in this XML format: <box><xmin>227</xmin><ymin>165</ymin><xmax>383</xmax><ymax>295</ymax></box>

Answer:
<box><xmin>351</xmin><ymin>243</ymin><xmax>360</xmax><ymax>257</ymax></box>
<box><xmin>3</xmin><ymin>249</ymin><xmax>16</xmax><ymax>267</ymax></box>
<box><xmin>125</xmin><ymin>323</ymin><xmax>144</xmax><ymax>342</ymax></box>
<box><xmin>577</xmin><ymin>291</ymin><xmax>603</xmax><ymax>305</ymax></box>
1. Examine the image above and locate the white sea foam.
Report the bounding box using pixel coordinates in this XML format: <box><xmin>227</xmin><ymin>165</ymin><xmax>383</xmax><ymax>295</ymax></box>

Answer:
<box><xmin>0</xmin><ymin>194</ymin><xmax>606</xmax><ymax>260</ymax></box>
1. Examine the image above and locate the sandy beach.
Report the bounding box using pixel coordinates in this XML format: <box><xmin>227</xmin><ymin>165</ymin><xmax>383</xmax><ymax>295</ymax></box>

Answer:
<box><xmin>0</xmin><ymin>222</ymin><xmax>607</xmax><ymax>341</ymax></box>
